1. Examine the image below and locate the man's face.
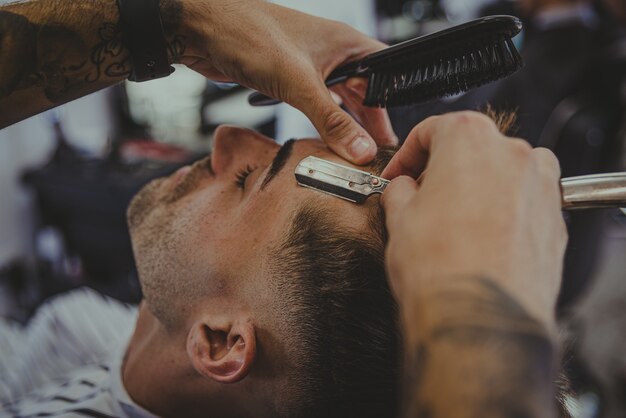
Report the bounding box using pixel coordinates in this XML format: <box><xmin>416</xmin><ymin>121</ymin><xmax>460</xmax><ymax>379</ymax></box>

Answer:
<box><xmin>128</xmin><ymin>126</ymin><xmax>376</xmax><ymax>320</ymax></box>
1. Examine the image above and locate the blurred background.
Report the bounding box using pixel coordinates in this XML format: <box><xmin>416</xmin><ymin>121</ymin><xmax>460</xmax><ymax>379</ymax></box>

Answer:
<box><xmin>0</xmin><ymin>0</ymin><xmax>625</xmax><ymax>416</ymax></box>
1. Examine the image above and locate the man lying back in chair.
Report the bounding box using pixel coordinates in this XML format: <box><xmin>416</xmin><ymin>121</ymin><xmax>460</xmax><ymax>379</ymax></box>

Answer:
<box><xmin>119</xmin><ymin>126</ymin><xmax>401</xmax><ymax>418</ymax></box>
<box><xmin>1</xmin><ymin>112</ymin><xmax>574</xmax><ymax>418</ymax></box>
<box><xmin>1</xmin><ymin>124</ymin><xmax>400</xmax><ymax>418</ymax></box>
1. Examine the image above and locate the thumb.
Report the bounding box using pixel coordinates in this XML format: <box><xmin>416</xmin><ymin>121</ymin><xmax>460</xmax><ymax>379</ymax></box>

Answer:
<box><xmin>381</xmin><ymin>176</ymin><xmax>418</xmax><ymax>231</ymax></box>
<box><xmin>292</xmin><ymin>81</ymin><xmax>378</xmax><ymax>164</ymax></box>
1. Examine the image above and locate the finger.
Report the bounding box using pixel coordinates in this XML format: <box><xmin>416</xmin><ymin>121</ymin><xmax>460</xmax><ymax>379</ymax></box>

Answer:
<box><xmin>381</xmin><ymin>176</ymin><xmax>418</xmax><ymax>231</ymax></box>
<box><xmin>532</xmin><ymin>147</ymin><xmax>561</xmax><ymax>181</ymax></box>
<box><xmin>381</xmin><ymin>111</ymin><xmax>500</xmax><ymax>179</ymax></box>
<box><xmin>290</xmin><ymin>78</ymin><xmax>378</xmax><ymax>165</ymax></box>
<box><xmin>334</xmin><ymin>78</ymin><xmax>399</xmax><ymax>147</ymax></box>
<box><xmin>530</xmin><ymin>148</ymin><xmax>567</xmax><ymax>294</ymax></box>
<box><xmin>332</xmin><ymin>83</ymin><xmax>398</xmax><ymax>146</ymax></box>
<box><xmin>343</xmin><ymin>78</ymin><xmax>399</xmax><ymax>146</ymax></box>
<box><xmin>381</xmin><ymin>115</ymin><xmax>442</xmax><ymax>179</ymax></box>
<box><xmin>531</xmin><ymin>147</ymin><xmax>564</xmax><ymax>214</ymax></box>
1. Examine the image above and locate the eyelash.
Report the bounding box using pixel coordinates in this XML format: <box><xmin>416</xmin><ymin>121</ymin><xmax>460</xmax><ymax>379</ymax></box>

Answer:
<box><xmin>235</xmin><ymin>165</ymin><xmax>255</xmax><ymax>189</ymax></box>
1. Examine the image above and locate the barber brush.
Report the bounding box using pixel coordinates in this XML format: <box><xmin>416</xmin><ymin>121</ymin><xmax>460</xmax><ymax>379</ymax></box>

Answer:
<box><xmin>295</xmin><ymin>156</ymin><xmax>626</xmax><ymax>210</ymax></box>
<box><xmin>249</xmin><ymin>15</ymin><xmax>523</xmax><ymax>108</ymax></box>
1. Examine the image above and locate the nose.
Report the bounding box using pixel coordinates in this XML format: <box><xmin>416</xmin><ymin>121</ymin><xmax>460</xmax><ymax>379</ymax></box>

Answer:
<box><xmin>211</xmin><ymin>126</ymin><xmax>279</xmax><ymax>175</ymax></box>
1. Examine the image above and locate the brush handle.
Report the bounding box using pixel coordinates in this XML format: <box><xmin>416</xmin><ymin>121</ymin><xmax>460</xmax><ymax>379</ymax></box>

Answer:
<box><xmin>247</xmin><ymin>61</ymin><xmax>364</xmax><ymax>106</ymax></box>
<box><xmin>562</xmin><ymin>172</ymin><xmax>626</xmax><ymax>210</ymax></box>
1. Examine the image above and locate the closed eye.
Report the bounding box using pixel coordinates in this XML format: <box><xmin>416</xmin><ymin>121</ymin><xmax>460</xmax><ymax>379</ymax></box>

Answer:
<box><xmin>235</xmin><ymin>165</ymin><xmax>255</xmax><ymax>189</ymax></box>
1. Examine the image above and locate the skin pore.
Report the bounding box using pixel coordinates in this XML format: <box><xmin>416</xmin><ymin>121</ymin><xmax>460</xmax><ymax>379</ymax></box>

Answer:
<box><xmin>123</xmin><ymin>126</ymin><xmax>379</xmax><ymax>418</ymax></box>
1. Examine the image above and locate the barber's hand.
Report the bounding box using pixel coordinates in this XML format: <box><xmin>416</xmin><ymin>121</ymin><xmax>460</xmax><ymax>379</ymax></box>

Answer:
<box><xmin>180</xmin><ymin>0</ymin><xmax>397</xmax><ymax>164</ymax></box>
<box><xmin>381</xmin><ymin>112</ymin><xmax>567</xmax><ymax>329</ymax></box>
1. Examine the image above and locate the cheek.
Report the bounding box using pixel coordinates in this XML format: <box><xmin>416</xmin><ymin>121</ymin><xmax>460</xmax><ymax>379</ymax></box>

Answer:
<box><xmin>238</xmin><ymin>194</ymin><xmax>294</xmax><ymax>245</ymax></box>
<box><xmin>172</xmin><ymin>188</ymin><xmax>233</xmax><ymax>241</ymax></box>
<box><xmin>174</xmin><ymin>185</ymin><xmax>268</xmax><ymax>261</ymax></box>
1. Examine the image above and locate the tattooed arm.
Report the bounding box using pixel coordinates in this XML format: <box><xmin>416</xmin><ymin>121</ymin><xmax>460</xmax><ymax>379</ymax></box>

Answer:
<box><xmin>0</xmin><ymin>0</ymin><xmax>395</xmax><ymax>164</ymax></box>
<box><xmin>382</xmin><ymin>112</ymin><xmax>567</xmax><ymax>417</ymax></box>
<box><xmin>0</xmin><ymin>0</ymin><xmax>186</xmax><ymax>128</ymax></box>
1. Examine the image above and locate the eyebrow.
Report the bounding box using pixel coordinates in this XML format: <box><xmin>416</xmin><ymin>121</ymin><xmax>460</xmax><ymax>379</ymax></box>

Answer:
<box><xmin>260</xmin><ymin>138</ymin><xmax>296</xmax><ymax>190</ymax></box>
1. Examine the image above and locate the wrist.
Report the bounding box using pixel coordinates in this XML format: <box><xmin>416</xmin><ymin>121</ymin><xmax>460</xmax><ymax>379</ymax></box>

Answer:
<box><xmin>159</xmin><ymin>0</ymin><xmax>198</xmax><ymax>65</ymax></box>
<box><xmin>164</xmin><ymin>0</ymin><xmax>269</xmax><ymax>66</ymax></box>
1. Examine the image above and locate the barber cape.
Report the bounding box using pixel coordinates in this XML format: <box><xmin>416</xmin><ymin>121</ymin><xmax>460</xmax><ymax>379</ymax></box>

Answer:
<box><xmin>0</xmin><ymin>289</ymin><xmax>157</xmax><ymax>418</ymax></box>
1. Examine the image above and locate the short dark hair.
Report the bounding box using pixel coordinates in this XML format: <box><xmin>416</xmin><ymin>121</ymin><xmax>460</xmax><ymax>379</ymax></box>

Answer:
<box><xmin>269</xmin><ymin>107</ymin><xmax>576</xmax><ymax>417</ymax></box>
<box><xmin>270</xmin><ymin>149</ymin><xmax>400</xmax><ymax>418</ymax></box>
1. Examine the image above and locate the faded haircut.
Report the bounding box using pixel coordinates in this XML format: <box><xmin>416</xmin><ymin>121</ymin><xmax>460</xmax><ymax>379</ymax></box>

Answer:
<box><xmin>270</xmin><ymin>147</ymin><xmax>399</xmax><ymax>418</ymax></box>
<box><xmin>270</xmin><ymin>110</ymin><xmax>575</xmax><ymax>418</ymax></box>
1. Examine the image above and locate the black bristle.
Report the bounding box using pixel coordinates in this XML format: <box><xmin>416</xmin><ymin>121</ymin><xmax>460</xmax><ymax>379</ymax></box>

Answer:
<box><xmin>364</xmin><ymin>33</ymin><xmax>523</xmax><ymax>107</ymax></box>
<box><xmin>359</xmin><ymin>15</ymin><xmax>524</xmax><ymax>108</ymax></box>
<box><xmin>247</xmin><ymin>15</ymin><xmax>524</xmax><ymax>108</ymax></box>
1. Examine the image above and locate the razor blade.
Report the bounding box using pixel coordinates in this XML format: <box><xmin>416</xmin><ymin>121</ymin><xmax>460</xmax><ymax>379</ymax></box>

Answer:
<box><xmin>295</xmin><ymin>156</ymin><xmax>389</xmax><ymax>203</ymax></box>
<box><xmin>295</xmin><ymin>156</ymin><xmax>626</xmax><ymax>211</ymax></box>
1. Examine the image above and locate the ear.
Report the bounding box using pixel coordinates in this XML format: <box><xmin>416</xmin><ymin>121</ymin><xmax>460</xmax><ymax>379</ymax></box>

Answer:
<box><xmin>186</xmin><ymin>317</ymin><xmax>256</xmax><ymax>384</ymax></box>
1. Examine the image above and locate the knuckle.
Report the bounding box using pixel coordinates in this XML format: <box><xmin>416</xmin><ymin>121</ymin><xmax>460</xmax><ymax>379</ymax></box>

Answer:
<box><xmin>500</xmin><ymin>139</ymin><xmax>535</xmax><ymax>177</ymax></box>
<box><xmin>508</xmin><ymin>138</ymin><xmax>534</xmax><ymax>165</ymax></box>
<box><xmin>410</xmin><ymin>115</ymin><xmax>440</xmax><ymax>136</ymax></box>
<box><xmin>332</xmin><ymin>20</ymin><xmax>353</xmax><ymax>33</ymax></box>
<box><xmin>324</xmin><ymin>21</ymin><xmax>358</xmax><ymax>49</ymax></box>
<box><xmin>322</xmin><ymin>110</ymin><xmax>354</xmax><ymax>144</ymax></box>
<box><xmin>449</xmin><ymin>111</ymin><xmax>498</xmax><ymax>132</ymax></box>
<box><xmin>533</xmin><ymin>147</ymin><xmax>561</xmax><ymax>178</ymax></box>
<box><xmin>330</xmin><ymin>21</ymin><xmax>362</xmax><ymax>42</ymax></box>
<box><xmin>510</xmin><ymin>138</ymin><xmax>534</xmax><ymax>155</ymax></box>
<box><xmin>421</xmin><ymin>115</ymin><xmax>441</xmax><ymax>125</ymax></box>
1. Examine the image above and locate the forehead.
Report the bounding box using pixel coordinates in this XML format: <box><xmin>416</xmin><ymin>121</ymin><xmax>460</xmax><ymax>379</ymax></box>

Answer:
<box><xmin>257</xmin><ymin>138</ymin><xmax>378</xmax><ymax>207</ymax></box>
<box><xmin>239</xmin><ymin>139</ymin><xmax>378</xmax><ymax>245</ymax></box>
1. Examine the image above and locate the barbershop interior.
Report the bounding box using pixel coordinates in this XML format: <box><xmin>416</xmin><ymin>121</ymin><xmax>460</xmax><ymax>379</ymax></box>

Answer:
<box><xmin>1</xmin><ymin>0</ymin><xmax>626</xmax><ymax>417</ymax></box>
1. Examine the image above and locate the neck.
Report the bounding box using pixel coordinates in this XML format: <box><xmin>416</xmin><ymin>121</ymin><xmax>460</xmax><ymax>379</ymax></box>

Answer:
<box><xmin>122</xmin><ymin>303</ymin><xmax>182</xmax><ymax>416</ymax></box>
<box><xmin>122</xmin><ymin>303</ymin><xmax>266</xmax><ymax>418</ymax></box>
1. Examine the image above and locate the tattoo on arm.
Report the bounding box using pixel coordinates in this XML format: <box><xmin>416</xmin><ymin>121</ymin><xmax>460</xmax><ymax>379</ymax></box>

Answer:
<box><xmin>403</xmin><ymin>278</ymin><xmax>558</xmax><ymax>418</ymax></box>
<box><xmin>0</xmin><ymin>0</ymin><xmax>186</xmax><ymax>126</ymax></box>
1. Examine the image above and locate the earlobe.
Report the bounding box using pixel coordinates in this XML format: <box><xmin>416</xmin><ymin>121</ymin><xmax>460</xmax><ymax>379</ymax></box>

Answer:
<box><xmin>186</xmin><ymin>319</ymin><xmax>256</xmax><ymax>384</ymax></box>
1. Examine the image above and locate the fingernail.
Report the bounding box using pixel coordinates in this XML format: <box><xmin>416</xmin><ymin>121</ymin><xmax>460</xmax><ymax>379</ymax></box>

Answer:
<box><xmin>349</xmin><ymin>135</ymin><xmax>375</xmax><ymax>159</ymax></box>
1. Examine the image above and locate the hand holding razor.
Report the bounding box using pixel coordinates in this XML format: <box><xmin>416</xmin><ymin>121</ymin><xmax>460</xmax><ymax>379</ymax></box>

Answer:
<box><xmin>295</xmin><ymin>156</ymin><xmax>626</xmax><ymax>210</ymax></box>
